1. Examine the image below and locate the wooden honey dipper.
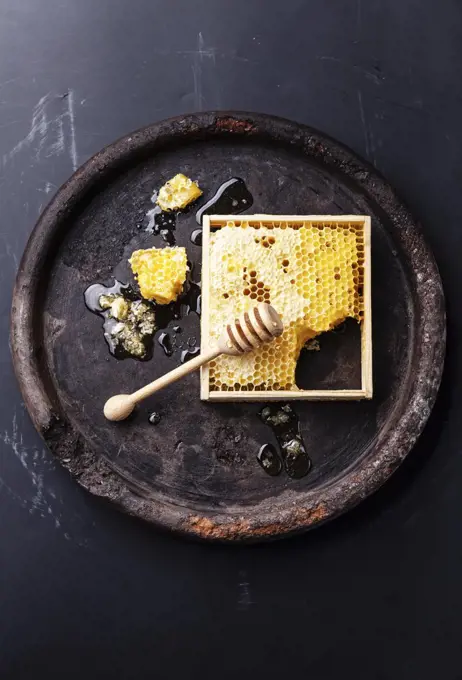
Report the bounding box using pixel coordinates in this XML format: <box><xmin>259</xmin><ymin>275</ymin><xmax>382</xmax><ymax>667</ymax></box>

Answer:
<box><xmin>104</xmin><ymin>302</ymin><xmax>283</xmax><ymax>421</ymax></box>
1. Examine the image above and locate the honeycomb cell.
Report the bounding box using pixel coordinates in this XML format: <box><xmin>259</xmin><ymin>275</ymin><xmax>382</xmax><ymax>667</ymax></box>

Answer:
<box><xmin>156</xmin><ymin>174</ymin><xmax>202</xmax><ymax>211</ymax></box>
<box><xmin>129</xmin><ymin>246</ymin><xmax>187</xmax><ymax>304</ymax></box>
<box><xmin>207</xmin><ymin>219</ymin><xmax>365</xmax><ymax>391</ymax></box>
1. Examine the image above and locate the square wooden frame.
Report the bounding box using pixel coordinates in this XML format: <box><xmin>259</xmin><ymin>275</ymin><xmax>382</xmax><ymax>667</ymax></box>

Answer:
<box><xmin>200</xmin><ymin>215</ymin><xmax>372</xmax><ymax>402</ymax></box>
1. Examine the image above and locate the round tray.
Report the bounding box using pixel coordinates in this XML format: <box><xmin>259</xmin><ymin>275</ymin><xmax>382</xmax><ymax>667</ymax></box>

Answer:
<box><xmin>10</xmin><ymin>112</ymin><xmax>445</xmax><ymax>541</ymax></box>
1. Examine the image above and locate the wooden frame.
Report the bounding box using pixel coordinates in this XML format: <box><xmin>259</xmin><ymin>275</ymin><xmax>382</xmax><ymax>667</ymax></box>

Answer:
<box><xmin>200</xmin><ymin>215</ymin><xmax>372</xmax><ymax>402</ymax></box>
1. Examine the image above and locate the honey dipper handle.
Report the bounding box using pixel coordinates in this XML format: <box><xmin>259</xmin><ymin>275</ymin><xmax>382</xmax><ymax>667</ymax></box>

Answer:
<box><xmin>130</xmin><ymin>347</ymin><xmax>220</xmax><ymax>404</ymax></box>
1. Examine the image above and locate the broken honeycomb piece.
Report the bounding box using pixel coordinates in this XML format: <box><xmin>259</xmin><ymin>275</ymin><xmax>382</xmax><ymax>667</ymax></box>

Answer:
<box><xmin>96</xmin><ymin>293</ymin><xmax>156</xmax><ymax>359</ymax></box>
<box><xmin>207</xmin><ymin>220</ymin><xmax>364</xmax><ymax>391</ymax></box>
<box><xmin>156</xmin><ymin>173</ymin><xmax>202</xmax><ymax>211</ymax></box>
<box><xmin>129</xmin><ymin>246</ymin><xmax>187</xmax><ymax>304</ymax></box>
<box><xmin>98</xmin><ymin>295</ymin><xmax>130</xmax><ymax>321</ymax></box>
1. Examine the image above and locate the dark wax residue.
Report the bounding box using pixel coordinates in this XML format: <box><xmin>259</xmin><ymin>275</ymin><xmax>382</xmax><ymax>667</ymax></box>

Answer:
<box><xmin>195</xmin><ymin>177</ymin><xmax>253</xmax><ymax>225</ymax></box>
<box><xmin>259</xmin><ymin>404</ymin><xmax>312</xmax><ymax>479</ymax></box>
<box><xmin>84</xmin><ymin>280</ymin><xmax>155</xmax><ymax>361</ymax></box>
<box><xmin>257</xmin><ymin>444</ymin><xmax>283</xmax><ymax>476</ymax></box>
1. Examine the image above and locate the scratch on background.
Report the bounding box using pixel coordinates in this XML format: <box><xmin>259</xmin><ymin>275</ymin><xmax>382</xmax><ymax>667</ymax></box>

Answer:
<box><xmin>0</xmin><ymin>234</ymin><xmax>19</xmax><ymax>272</ymax></box>
<box><xmin>1</xmin><ymin>411</ymin><xmax>62</xmax><ymax>531</ymax></box>
<box><xmin>191</xmin><ymin>32</ymin><xmax>219</xmax><ymax>111</ymax></box>
<box><xmin>67</xmin><ymin>89</ymin><xmax>78</xmax><ymax>171</ymax></box>
<box><xmin>237</xmin><ymin>570</ymin><xmax>254</xmax><ymax>610</ymax></box>
<box><xmin>171</xmin><ymin>33</ymin><xmax>252</xmax><ymax>109</ymax></box>
<box><xmin>2</xmin><ymin>412</ymin><xmax>47</xmax><ymax>514</ymax></box>
<box><xmin>357</xmin><ymin>90</ymin><xmax>371</xmax><ymax>160</ymax></box>
<box><xmin>192</xmin><ymin>64</ymin><xmax>203</xmax><ymax>112</ymax></box>
<box><xmin>0</xmin><ymin>76</ymin><xmax>22</xmax><ymax>91</ymax></box>
<box><xmin>0</xmin><ymin>119</ymin><xmax>23</xmax><ymax>131</ymax></box>
<box><xmin>5</xmin><ymin>92</ymin><xmax>51</xmax><ymax>162</ymax></box>
<box><xmin>0</xmin><ymin>407</ymin><xmax>92</xmax><ymax>545</ymax></box>
<box><xmin>317</xmin><ymin>56</ymin><xmax>383</xmax><ymax>86</ymax></box>
<box><xmin>47</xmin><ymin>116</ymin><xmax>65</xmax><ymax>156</ymax></box>
<box><xmin>2</xmin><ymin>90</ymin><xmax>78</xmax><ymax>171</ymax></box>
<box><xmin>193</xmin><ymin>32</ymin><xmax>209</xmax><ymax>111</ymax></box>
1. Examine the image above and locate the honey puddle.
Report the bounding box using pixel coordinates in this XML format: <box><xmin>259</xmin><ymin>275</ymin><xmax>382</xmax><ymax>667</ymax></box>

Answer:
<box><xmin>258</xmin><ymin>404</ymin><xmax>312</xmax><ymax>479</ymax></box>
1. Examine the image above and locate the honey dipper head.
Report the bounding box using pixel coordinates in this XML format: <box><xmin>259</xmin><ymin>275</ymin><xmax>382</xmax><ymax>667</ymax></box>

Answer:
<box><xmin>217</xmin><ymin>303</ymin><xmax>284</xmax><ymax>356</ymax></box>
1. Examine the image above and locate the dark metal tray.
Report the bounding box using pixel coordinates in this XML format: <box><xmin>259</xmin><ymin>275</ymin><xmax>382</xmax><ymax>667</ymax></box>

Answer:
<box><xmin>10</xmin><ymin>112</ymin><xmax>445</xmax><ymax>541</ymax></box>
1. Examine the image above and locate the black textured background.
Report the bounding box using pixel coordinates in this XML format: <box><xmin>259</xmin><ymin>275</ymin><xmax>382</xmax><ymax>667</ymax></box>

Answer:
<box><xmin>0</xmin><ymin>1</ymin><xmax>460</xmax><ymax>678</ymax></box>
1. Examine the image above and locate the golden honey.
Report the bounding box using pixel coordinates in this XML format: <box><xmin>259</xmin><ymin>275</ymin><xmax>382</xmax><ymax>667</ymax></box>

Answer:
<box><xmin>129</xmin><ymin>246</ymin><xmax>187</xmax><ymax>304</ymax></box>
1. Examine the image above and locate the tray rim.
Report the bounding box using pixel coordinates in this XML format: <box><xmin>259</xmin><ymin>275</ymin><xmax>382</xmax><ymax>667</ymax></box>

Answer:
<box><xmin>9</xmin><ymin>111</ymin><xmax>446</xmax><ymax>542</ymax></box>
<box><xmin>200</xmin><ymin>214</ymin><xmax>372</xmax><ymax>401</ymax></box>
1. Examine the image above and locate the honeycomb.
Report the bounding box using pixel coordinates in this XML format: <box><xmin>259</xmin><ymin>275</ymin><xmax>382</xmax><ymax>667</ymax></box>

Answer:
<box><xmin>206</xmin><ymin>219</ymin><xmax>365</xmax><ymax>392</ymax></box>
<box><xmin>156</xmin><ymin>173</ymin><xmax>202</xmax><ymax>211</ymax></box>
<box><xmin>129</xmin><ymin>246</ymin><xmax>187</xmax><ymax>304</ymax></box>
